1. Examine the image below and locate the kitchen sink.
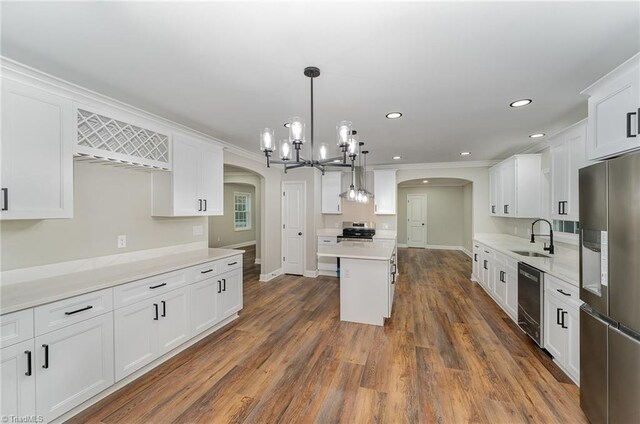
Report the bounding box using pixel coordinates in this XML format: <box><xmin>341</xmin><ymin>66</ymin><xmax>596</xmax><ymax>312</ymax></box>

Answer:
<box><xmin>511</xmin><ymin>250</ymin><xmax>551</xmax><ymax>258</ymax></box>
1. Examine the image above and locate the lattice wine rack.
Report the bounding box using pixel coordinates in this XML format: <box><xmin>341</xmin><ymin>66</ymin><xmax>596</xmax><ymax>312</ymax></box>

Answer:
<box><xmin>74</xmin><ymin>108</ymin><xmax>171</xmax><ymax>170</ymax></box>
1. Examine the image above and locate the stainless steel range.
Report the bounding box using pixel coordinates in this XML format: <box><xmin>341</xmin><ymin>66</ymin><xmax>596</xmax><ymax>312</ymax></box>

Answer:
<box><xmin>337</xmin><ymin>221</ymin><xmax>375</xmax><ymax>242</ymax></box>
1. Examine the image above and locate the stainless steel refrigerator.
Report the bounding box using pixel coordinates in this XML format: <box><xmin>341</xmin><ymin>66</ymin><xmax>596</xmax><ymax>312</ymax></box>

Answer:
<box><xmin>579</xmin><ymin>151</ymin><xmax>640</xmax><ymax>424</ymax></box>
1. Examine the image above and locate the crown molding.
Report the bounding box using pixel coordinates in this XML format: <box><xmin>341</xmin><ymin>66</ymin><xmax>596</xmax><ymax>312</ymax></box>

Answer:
<box><xmin>0</xmin><ymin>56</ymin><xmax>265</xmax><ymax>164</ymax></box>
<box><xmin>373</xmin><ymin>160</ymin><xmax>499</xmax><ymax>170</ymax></box>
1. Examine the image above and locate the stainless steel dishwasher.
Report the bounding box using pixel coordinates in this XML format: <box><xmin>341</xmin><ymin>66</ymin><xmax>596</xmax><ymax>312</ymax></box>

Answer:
<box><xmin>518</xmin><ymin>262</ymin><xmax>544</xmax><ymax>347</ymax></box>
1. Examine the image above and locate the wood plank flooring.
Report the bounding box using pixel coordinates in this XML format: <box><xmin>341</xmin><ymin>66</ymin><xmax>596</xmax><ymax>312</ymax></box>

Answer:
<box><xmin>68</xmin><ymin>247</ymin><xmax>588</xmax><ymax>423</ymax></box>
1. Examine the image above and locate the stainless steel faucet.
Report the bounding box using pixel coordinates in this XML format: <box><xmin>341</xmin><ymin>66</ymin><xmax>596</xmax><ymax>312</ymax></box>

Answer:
<box><xmin>530</xmin><ymin>218</ymin><xmax>555</xmax><ymax>255</ymax></box>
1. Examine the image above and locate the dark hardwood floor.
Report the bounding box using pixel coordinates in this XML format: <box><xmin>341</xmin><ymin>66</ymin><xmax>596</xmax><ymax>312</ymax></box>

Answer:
<box><xmin>68</xmin><ymin>248</ymin><xmax>587</xmax><ymax>423</ymax></box>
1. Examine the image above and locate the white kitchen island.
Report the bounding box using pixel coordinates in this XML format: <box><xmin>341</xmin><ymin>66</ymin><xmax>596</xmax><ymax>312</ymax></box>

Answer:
<box><xmin>317</xmin><ymin>241</ymin><xmax>396</xmax><ymax>326</ymax></box>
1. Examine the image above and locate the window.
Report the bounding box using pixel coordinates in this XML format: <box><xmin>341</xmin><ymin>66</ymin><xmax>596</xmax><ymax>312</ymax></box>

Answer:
<box><xmin>234</xmin><ymin>192</ymin><xmax>251</xmax><ymax>231</ymax></box>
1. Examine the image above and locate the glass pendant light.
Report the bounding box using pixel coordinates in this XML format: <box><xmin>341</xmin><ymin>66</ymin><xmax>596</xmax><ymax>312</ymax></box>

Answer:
<box><xmin>280</xmin><ymin>139</ymin><xmax>292</xmax><ymax>161</ymax></box>
<box><xmin>288</xmin><ymin>117</ymin><xmax>305</xmax><ymax>143</ymax></box>
<box><xmin>319</xmin><ymin>143</ymin><xmax>329</xmax><ymax>160</ymax></box>
<box><xmin>337</xmin><ymin>121</ymin><xmax>352</xmax><ymax>147</ymax></box>
<box><xmin>260</xmin><ymin>128</ymin><xmax>275</xmax><ymax>152</ymax></box>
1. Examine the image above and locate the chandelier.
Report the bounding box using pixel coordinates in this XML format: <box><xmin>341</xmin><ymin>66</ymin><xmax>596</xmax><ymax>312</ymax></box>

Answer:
<box><xmin>259</xmin><ymin>67</ymin><xmax>373</xmax><ymax>202</ymax></box>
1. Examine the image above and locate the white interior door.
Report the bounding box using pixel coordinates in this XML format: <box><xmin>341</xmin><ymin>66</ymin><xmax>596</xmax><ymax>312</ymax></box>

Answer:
<box><xmin>282</xmin><ymin>182</ymin><xmax>305</xmax><ymax>275</ymax></box>
<box><xmin>407</xmin><ymin>194</ymin><xmax>427</xmax><ymax>248</ymax></box>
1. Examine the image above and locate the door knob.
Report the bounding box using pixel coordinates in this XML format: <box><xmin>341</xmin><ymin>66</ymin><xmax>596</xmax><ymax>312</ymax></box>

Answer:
<box><xmin>422</xmin><ymin>223</ymin><xmax>425</xmax><ymax>226</ymax></box>
<box><xmin>298</xmin><ymin>232</ymin><xmax>302</xmax><ymax>236</ymax></box>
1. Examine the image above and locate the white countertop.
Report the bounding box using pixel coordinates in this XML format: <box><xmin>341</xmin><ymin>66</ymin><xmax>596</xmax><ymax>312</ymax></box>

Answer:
<box><xmin>373</xmin><ymin>230</ymin><xmax>397</xmax><ymax>239</ymax></box>
<box><xmin>474</xmin><ymin>233</ymin><xmax>579</xmax><ymax>287</ymax></box>
<box><xmin>317</xmin><ymin>241</ymin><xmax>395</xmax><ymax>261</ymax></box>
<box><xmin>1</xmin><ymin>248</ymin><xmax>243</xmax><ymax>315</ymax></box>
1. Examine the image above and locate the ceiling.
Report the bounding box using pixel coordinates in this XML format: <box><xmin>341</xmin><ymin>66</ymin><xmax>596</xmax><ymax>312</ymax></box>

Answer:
<box><xmin>2</xmin><ymin>2</ymin><xmax>638</xmax><ymax>165</ymax></box>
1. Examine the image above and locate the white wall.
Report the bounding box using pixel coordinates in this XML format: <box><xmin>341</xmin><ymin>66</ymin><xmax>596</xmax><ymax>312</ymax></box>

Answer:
<box><xmin>0</xmin><ymin>161</ymin><xmax>208</xmax><ymax>270</ymax></box>
<box><xmin>462</xmin><ymin>183</ymin><xmax>473</xmax><ymax>253</ymax></box>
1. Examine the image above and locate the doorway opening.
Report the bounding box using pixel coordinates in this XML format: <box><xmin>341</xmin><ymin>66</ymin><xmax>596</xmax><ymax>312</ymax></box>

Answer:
<box><xmin>397</xmin><ymin>178</ymin><xmax>473</xmax><ymax>253</ymax></box>
<box><xmin>208</xmin><ymin>165</ymin><xmax>262</xmax><ymax>277</ymax></box>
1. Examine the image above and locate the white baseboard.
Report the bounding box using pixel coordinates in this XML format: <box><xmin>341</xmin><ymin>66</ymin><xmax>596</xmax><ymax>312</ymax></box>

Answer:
<box><xmin>303</xmin><ymin>269</ymin><xmax>320</xmax><ymax>278</ymax></box>
<box><xmin>461</xmin><ymin>247</ymin><xmax>472</xmax><ymax>257</ymax></box>
<box><xmin>318</xmin><ymin>270</ymin><xmax>339</xmax><ymax>277</ymax></box>
<box><xmin>397</xmin><ymin>243</ymin><xmax>408</xmax><ymax>248</ymax></box>
<box><xmin>220</xmin><ymin>240</ymin><xmax>256</xmax><ymax>249</ymax></box>
<box><xmin>254</xmin><ymin>258</ymin><xmax>261</xmax><ymax>265</ymax></box>
<box><xmin>259</xmin><ymin>268</ymin><xmax>283</xmax><ymax>282</ymax></box>
<box><xmin>53</xmin><ymin>313</ymin><xmax>239</xmax><ymax>424</ymax></box>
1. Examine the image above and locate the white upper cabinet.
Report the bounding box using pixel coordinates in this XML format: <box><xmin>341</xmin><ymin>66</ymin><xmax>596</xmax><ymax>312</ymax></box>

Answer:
<box><xmin>1</xmin><ymin>78</ymin><xmax>73</xmax><ymax>220</ymax></box>
<box><xmin>152</xmin><ymin>132</ymin><xmax>223</xmax><ymax>216</ymax></box>
<box><xmin>489</xmin><ymin>154</ymin><xmax>542</xmax><ymax>218</ymax></box>
<box><xmin>374</xmin><ymin>169</ymin><xmax>397</xmax><ymax>215</ymax></box>
<box><xmin>549</xmin><ymin>120</ymin><xmax>588</xmax><ymax>221</ymax></box>
<box><xmin>321</xmin><ymin>171</ymin><xmax>342</xmax><ymax>214</ymax></box>
<box><xmin>582</xmin><ymin>53</ymin><xmax>640</xmax><ymax>160</ymax></box>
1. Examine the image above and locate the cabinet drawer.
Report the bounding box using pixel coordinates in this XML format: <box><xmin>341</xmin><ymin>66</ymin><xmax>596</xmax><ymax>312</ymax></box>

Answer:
<box><xmin>0</xmin><ymin>309</ymin><xmax>34</xmax><ymax>348</ymax></box>
<box><xmin>318</xmin><ymin>236</ymin><xmax>338</xmax><ymax>246</ymax></box>
<box><xmin>545</xmin><ymin>274</ymin><xmax>580</xmax><ymax>303</ymax></box>
<box><xmin>218</xmin><ymin>255</ymin><xmax>242</xmax><ymax>274</ymax></box>
<box><xmin>34</xmin><ymin>288</ymin><xmax>113</xmax><ymax>336</ymax></box>
<box><xmin>190</xmin><ymin>260</ymin><xmax>220</xmax><ymax>284</ymax></box>
<box><xmin>113</xmin><ymin>269</ymin><xmax>188</xmax><ymax>309</ymax></box>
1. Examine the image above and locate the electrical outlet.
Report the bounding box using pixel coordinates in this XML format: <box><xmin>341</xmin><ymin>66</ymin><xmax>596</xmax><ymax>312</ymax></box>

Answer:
<box><xmin>192</xmin><ymin>225</ymin><xmax>203</xmax><ymax>236</ymax></box>
<box><xmin>217</xmin><ymin>237</ymin><xmax>221</xmax><ymax>242</ymax></box>
<box><xmin>117</xmin><ymin>235</ymin><xmax>127</xmax><ymax>249</ymax></box>
<box><xmin>343</xmin><ymin>269</ymin><xmax>350</xmax><ymax>278</ymax></box>
<box><xmin>383</xmin><ymin>223</ymin><xmax>389</xmax><ymax>229</ymax></box>
<box><xmin>334</xmin><ymin>222</ymin><xmax>340</xmax><ymax>228</ymax></box>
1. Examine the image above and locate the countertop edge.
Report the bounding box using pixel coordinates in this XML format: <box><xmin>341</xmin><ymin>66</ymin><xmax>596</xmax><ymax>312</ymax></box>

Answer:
<box><xmin>1</xmin><ymin>249</ymin><xmax>244</xmax><ymax>315</ymax></box>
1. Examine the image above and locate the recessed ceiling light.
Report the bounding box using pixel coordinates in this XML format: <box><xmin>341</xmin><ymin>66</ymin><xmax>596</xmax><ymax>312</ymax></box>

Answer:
<box><xmin>284</xmin><ymin>122</ymin><xmax>291</xmax><ymax>128</ymax></box>
<box><xmin>510</xmin><ymin>99</ymin><xmax>532</xmax><ymax>108</ymax></box>
<box><xmin>460</xmin><ymin>152</ymin><xmax>471</xmax><ymax>156</ymax></box>
<box><xmin>386</xmin><ymin>112</ymin><xmax>403</xmax><ymax>119</ymax></box>
<box><xmin>392</xmin><ymin>156</ymin><xmax>402</xmax><ymax>160</ymax></box>
<box><xmin>423</xmin><ymin>180</ymin><xmax>429</xmax><ymax>183</ymax></box>
<box><xmin>529</xmin><ymin>133</ymin><xmax>545</xmax><ymax>138</ymax></box>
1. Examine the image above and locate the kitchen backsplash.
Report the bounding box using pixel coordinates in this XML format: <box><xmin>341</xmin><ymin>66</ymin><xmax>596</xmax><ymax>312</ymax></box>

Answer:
<box><xmin>322</xmin><ymin>201</ymin><xmax>397</xmax><ymax>230</ymax></box>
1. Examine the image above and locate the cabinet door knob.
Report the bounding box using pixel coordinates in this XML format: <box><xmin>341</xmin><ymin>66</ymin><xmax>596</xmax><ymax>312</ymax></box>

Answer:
<box><xmin>153</xmin><ymin>303</ymin><xmax>159</xmax><ymax>320</ymax></box>
<box><xmin>198</xmin><ymin>199</ymin><xmax>203</xmax><ymax>211</ymax></box>
<box><xmin>161</xmin><ymin>300</ymin><xmax>166</xmax><ymax>317</ymax></box>
<box><xmin>217</xmin><ymin>280</ymin><xmax>222</xmax><ymax>294</ymax></box>
<box><xmin>222</xmin><ymin>278</ymin><xmax>227</xmax><ymax>292</ymax></box>
<box><xmin>298</xmin><ymin>232</ymin><xmax>302</xmax><ymax>236</ymax></box>
<box><xmin>203</xmin><ymin>199</ymin><xmax>207</xmax><ymax>211</ymax></box>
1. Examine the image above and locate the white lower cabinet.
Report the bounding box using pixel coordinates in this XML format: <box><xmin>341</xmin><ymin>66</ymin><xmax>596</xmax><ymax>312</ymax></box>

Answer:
<box><xmin>190</xmin><ymin>278</ymin><xmax>220</xmax><ymax>335</ymax></box>
<box><xmin>157</xmin><ymin>287</ymin><xmax>190</xmax><ymax>355</ymax></box>
<box><xmin>35</xmin><ymin>313</ymin><xmax>114</xmax><ymax>422</ymax></box>
<box><xmin>114</xmin><ymin>297</ymin><xmax>158</xmax><ymax>381</ymax></box>
<box><xmin>1</xmin><ymin>339</ymin><xmax>36</xmax><ymax>419</ymax></box>
<box><xmin>114</xmin><ymin>287</ymin><xmax>189</xmax><ymax>381</ymax></box>
<box><xmin>217</xmin><ymin>269</ymin><xmax>243</xmax><ymax>318</ymax></box>
<box><xmin>544</xmin><ymin>276</ymin><xmax>581</xmax><ymax>384</ymax></box>
<box><xmin>472</xmin><ymin>241</ymin><xmax>518</xmax><ymax>323</ymax></box>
